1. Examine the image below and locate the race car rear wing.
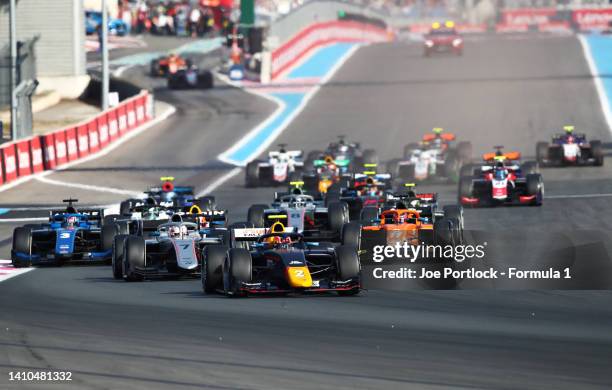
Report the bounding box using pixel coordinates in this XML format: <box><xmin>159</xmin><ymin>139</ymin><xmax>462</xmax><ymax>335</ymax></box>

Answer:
<box><xmin>48</xmin><ymin>208</ymin><xmax>105</xmax><ymax>223</ymax></box>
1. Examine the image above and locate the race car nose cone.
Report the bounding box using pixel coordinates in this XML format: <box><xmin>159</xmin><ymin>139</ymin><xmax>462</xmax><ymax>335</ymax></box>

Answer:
<box><xmin>286</xmin><ymin>266</ymin><xmax>313</xmax><ymax>288</ymax></box>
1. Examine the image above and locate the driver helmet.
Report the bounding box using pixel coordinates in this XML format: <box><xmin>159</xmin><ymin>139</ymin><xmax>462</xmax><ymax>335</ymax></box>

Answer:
<box><xmin>339</xmin><ymin>144</ymin><xmax>348</xmax><ymax>153</ymax></box>
<box><xmin>66</xmin><ymin>216</ymin><xmax>78</xmax><ymax>228</ymax></box>
<box><xmin>169</xmin><ymin>226</ymin><xmax>181</xmax><ymax>238</ymax></box>
<box><xmin>367</xmin><ymin>185</ymin><xmax>379</xmax><ymax>197</ymax></box>
<box><xmin>494</xmin><ymin>162</ymin><xmax>507</xmax><ymax>180</ymax></box>
<box><xmin>264</xmin><ymin>236</ymin><xmax>282</xmax><ymax>246</ymax></box>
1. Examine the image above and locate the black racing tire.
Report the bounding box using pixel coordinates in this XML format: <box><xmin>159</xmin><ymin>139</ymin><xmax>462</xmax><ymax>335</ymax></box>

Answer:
<box><xmin>150</xmin><ymin>59</ymin><xmax>160</xmax><ymax>77</ymax></box>
<box><xmin>11</xmin><ymin>227</ymin><xmax>32</xmax><ymax>268</ymax></box>
<box><xmin>123</xmin><ymin>236</ymin><xmax>145</xmax><ymax>282</ymax></box>
<box><xmin>386</xmin><ymin>158</ymin><xmax>401</xmax><ymax>179</ymax></box>
<box><xmin>591</xmin><ymin>140</ymin><xmax>604</xmax><ymax>166</ymax></box>
<box><xmin>245</xmin><ymin>161</ymin><xmax>260</xmax><ymax>187</ymax></box>
<box><xmin>521</xmin><ymin>161</ymin><xmax>539</xmax><ymax>175</ymax></box>
<box><xmin>119</xmin><ymin>201</ymin><xmax>132</xmax><ymax>217</ymax></box>
<box><xmin>198</xmin><ymin>71</ymin><xmax>214</xmax><ymax>89</ymax></box>
<box><xmin>247</xmin><ymin>204</ymin><xmax>268</xmax><ymax>228</ymax></box>
<box><xmin>403</xmin><ymin>143</ymin><xmax>419</xmax><ymax>159</ymax></box>
<box><xmin>202</xmin><ymin>245</ymin><xmax>227</xmax><ymax>294</ymax></box>
<box><xmin>194</xmin><ymin>197</ymin><xmax>215</xmax><ymax>211</ymax></box>
<box><xmin>224</xmin><ymin>248</ymin><xmax>252</xmax><ymax>296</ymax></box>
<box><xmin>434</xmin><ymin>218</ymin><xmax>455</xmax><ymax>246</ymax></box>
<box><xmin>362</xmin><ymin>149</ymin><xmax>378</xmax><ymax>166</ymax></box>
<box><xmin>103</xmin><ymin>214</ymin><xmax>120</xmax><ymax>227</ymax></box>
<box><xmin>536</xmin><ymin>141</ymin><xmax>549</xmax><ymax>164</ymax></box>
<box><xmin>456</xmin><ymin>141</ymin><xmax>472</xmax><ymax>163</ymax></box>
<box><xmin>328</xmin><ymin>201</ymin><xmax>349</xmax><ymax>234</ymax></box>
<box><xmin>112</xmin><ymin>234</ymin><xmax>129</xmax><ymax>279</ymax></box>
<box><xmin>458</xmin><ymin>176</ymin><xmax>474</xmax><ymax>200</ymax></box>
<box><xmin>341</xmin><ymin>222</ymin><xmax>362</xmax><ymax>249</ymax></box>
<box><xmin>443</xmin><ymin>150</ymin><xmax>460</xmax><ymax>182</ymax></box>
<box><xmin>101</xmin><ymin>224</ymin><xmax>119</xmax><ymax>254</ymax></box>
<box><xmin>459</xmin><ymin>164</ymin><xmax>475</xmax><ymax>178</ymax></box>
<box><xmin>335</xmin><ymin>245</ymin><xmax>360</xmax><ymax>296</ymax></box>
<box><xmin>325</xmin><ymin>185</ymin><xmax>341</xmax><ymax>207</ymax></box>
<box><xmin>360</xmin><ymin>206</ymin><xmax>379</xmax><ymax>223</ymax></box>
<box><xmin>526</xmin><ymin>173</ymin><xmax>544</xmax><ymax>206</ymax></box>
<box><xmin>443</xmin><ymin>205</ymin><xmax>464</xmax><ymax>230</ymax></box>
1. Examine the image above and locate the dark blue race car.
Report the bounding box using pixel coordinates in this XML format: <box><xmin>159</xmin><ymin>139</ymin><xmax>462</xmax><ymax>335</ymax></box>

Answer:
<box><xmin>11</xmin><ymin>199</ymin><xmax>117</xmax><ymax>267</ymax></box>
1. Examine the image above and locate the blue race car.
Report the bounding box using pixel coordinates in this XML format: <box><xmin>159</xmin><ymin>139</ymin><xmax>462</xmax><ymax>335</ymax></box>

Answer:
<box><xmin>11</xmin><ymin>199</ymin><xmax>117</xmax><ymax>267</ymax></box>
<box><xmin>85</xmin><ymin>10</ymin><xmax>128</xmax><ymax>36</ymax></box>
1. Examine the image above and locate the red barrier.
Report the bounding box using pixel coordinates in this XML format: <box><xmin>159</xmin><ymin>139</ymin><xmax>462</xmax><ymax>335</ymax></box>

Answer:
<box><xmin>0</xmin><ymin>153</ymin><xmax>3</xmax><ymax>185</ymax></box>
<box><xmin>42</xmin><ymin>133</ymin><xmax>56</xmax><ymax>169</ymax></box>
<box><xmin>30</xmin><ymin>137</ymin><xmax>44</xmax><ymax>173</ymax></box>
<box><xmin>66</xmin><ymin>128</ymin><xmax>79</xmax><ymax>161</ymax></box>
<box><xmin>88</xmin><ymin>120</ymin><xmax>100</xmax><ymax>154</ymax></box>
<box><xmin>135</xmin><ymin>95</ymin><xmax>146</xmax><ymax>125</ymax></box>
<box><xmin>77</xmin><ymin>125</ymin><xmax>90</xmax><ymax>158</ymax></box>
<box><xmin>117</xmin><ymin>105</ymin><xmax>128</xmax><ymax>135</ymax></box>
<box><xmin>108</xmin><ymin>109</ymin><xmax>119</xmax><ymax>142</ymax></box>
<box><xmin>54</xmin><ymin>131</ymin><xmax>68</xmax><ymax>166</ymax></box>
<box><xmin>573</xmin><ymin>8</ymin><xmax>612</xmax><ymax>31</ymax></box>
<box><xmin>1</xmin><ymin>144</ymin><xmax>17</xmax><ymax>183</ymax></box>
<box><xmin>97</xmin><ymin>114</ymin><xmax>109</xmax><ymax>148</ymax></box>
<box><xmin>271</xmin><ymin>21</ymin><xmax>390</xmax><ymax>80</ymax></box>
<box><xmin>126</xmin><ymin>100</ymin><xmax>137</xmax><ymax>130</ymax></box>
<box><xmin>16</xmin><ymin>140</ymin><xmax>32</xmax><ymax>177</ymax></box>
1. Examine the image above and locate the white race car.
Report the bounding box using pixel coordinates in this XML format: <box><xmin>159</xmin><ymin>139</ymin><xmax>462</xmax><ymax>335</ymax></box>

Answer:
<box><xmin>245</xmin><ymin>145</ymin><xmax>304</xmax><ymax>187</ymax></box>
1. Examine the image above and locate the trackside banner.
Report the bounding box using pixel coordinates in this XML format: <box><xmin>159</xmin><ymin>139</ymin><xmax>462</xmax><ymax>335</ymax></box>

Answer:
<box><xmin>501</xmin><ymin>8</ymin><xmax>557</xmax><ymax>26</ymax></box>
<box><xmin>572</xmin><ymin>8</ymin><xmax>612</xmax><ymax>30</ymax></box>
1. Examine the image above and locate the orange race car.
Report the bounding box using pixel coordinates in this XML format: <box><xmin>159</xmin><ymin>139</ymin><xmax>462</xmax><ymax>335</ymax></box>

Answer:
<box><xmin>341</xmin><ymin>208</ymin><xmax>462</xmax><ymax>253</ymax></box>
<box><xmin>150</xmin><ymin>53</ymin><xmax>189</xmax><ymax>77</ymax></box>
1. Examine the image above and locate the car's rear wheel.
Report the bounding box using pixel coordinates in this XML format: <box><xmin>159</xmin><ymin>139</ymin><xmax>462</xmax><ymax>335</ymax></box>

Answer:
<box><xmin>591</xmin><ymin>140</ymin><xmax>604</xmax><ymax>166</ymax></box>
<box><xmin>536</xmin><ymin>141</ymin><xmax>549</xmax><ymax>164</ymax></box>
<box><xmin>526</xmin><ymin>173</ymin><xmax>543</xmax><ymax>206</ymax></box>
<box><xmin>341</xmin><ymin>222</ymin><xmax>362</xmax><ymax>249</ymax></box>
<box><xmin>245</xmin><ymin>161</ymin><xmax>260</xmax><ymax>187</ymax></box>
<box><xmin>247</xmin><ymin>204</ymin><xmax>268</xmax><ymax>228</ymax></box>
<box><xmin>328</xmin><ymin>201</ymin><xmax>349</xmax><ymax>234</ymax></box>
<box><xmin>458</xmin><ymin>176</ymin><xmax>473</xmax><ymax>201</ymax></box>
<box><xmin>202</xmin><ymin>245</ymin><xmax>227</xmax><ymax>294</ymax></box>
<box><xmin>403</xmin><ymin>143</ymin><xmax>419</xmax><ymax>159</ymax></box>
<box><xmin>112</xmin><ymin>234</ymin><xmax>129</xmax><ymax>279</ymax></box>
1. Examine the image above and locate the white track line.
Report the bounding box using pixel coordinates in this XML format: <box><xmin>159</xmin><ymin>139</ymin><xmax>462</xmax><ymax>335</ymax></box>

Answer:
<box><xmin>546</xmin><ymin>193</ymin><xmax>612</xmax><ymax>199</ymax></box>
<box><xmin>195</xmin><ymin>167</ymin><xmax>242</xmax><ymax>198</ymax></box>
<box><xmin>0</xmin><ymin>103</ymin><xmax>176</xmax><ymax>194</ymax></box>
<box><xmin>0</xmin><ymin>260</ymin><xmax>34</xmax><ymax>283</ymax></box>
<box><xmin>218</xmin><ymin>44</ymin><xmax>361</xmax><ymax>167</ymax></box>
<box><xmin>578</xmin><ymin>35</ymin><xmax>612</xmax><ymax>133</ymax></box>
<box><xmin>35</xmin><ymin>176</ymin><xmax>144</xmax><ymax>197</ymax></box>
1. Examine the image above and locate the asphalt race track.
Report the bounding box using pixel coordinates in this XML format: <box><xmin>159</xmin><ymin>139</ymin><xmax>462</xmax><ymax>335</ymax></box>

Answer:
<box><xmin>1</xmin><ymin>34</ymin><xmax>612</xmax><ymax>389</ymax></box>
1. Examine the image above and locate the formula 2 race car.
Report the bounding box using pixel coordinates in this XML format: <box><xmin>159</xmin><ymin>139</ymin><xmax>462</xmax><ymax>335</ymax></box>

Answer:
<box><xmin>113</xmin><ymin>213</ymin><xmax>229</xmax><ymax>281</ymax></box>
<box><xmin>11</xmin><ymin>199</ymin><xmax>117</xmax><ymax>267</ymax></box>
<box><xmin>245</xmin><ymin>145</ymin><xmax>304</xmax><ymax>187</ymax></box>
<box><xmin>246</xmin><ymin>189</ymin><xmax>349</xmax><ymax>241</ymax></box>
<box><xmin>305</xmin><ymin>135</ymin><xmax>378</xmax><ymax>172</ymax></box>
<box><xmin>536</xmin><ymin>125</ymin><xmax>604</xmax><ymax>166</ymax></box>
<box><xmin>387</xmin><ymin>128</ymin><xmax>472</xmax><ymax>183</ymax></box>
<box><xmin>150</xmin><ymin>53</ymin><xmax>188</xmax><ymax>77</ymax></box>
<box><xmin>201</xmin><ymin>222</ymin><xmax>360</xmax><ymax>296</ymax></box>
<box><xmin>341</xmin><ymin>207</ymin><xmax>462</xmax><ymax>252</ymax></box>
<box><xmin>167</xmin><ymin>65</ymin><xmax>214</xmax><ymax>89</ymax></box>
<box><xmin>459</xmin><ymin>148</ymin><xmax>543</xmax><ymax>207</ymax></box>
<box><xmin>119</xmin><ymin>177</ymin><xmax>216</xmax><ymax>215</ymax></box>
<box><xmin>423</xmin><ymin>21</ymin><xmax>463</xmax><ymax>57</ymax></box>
